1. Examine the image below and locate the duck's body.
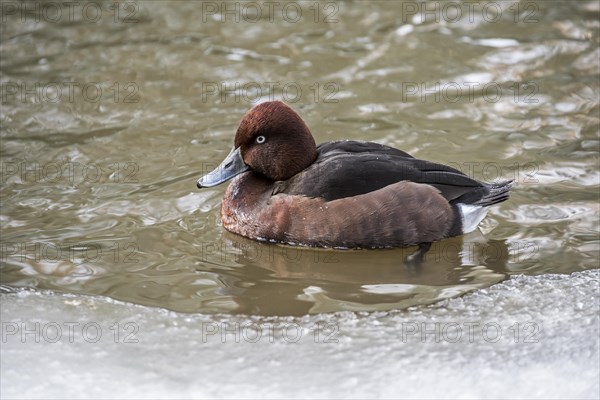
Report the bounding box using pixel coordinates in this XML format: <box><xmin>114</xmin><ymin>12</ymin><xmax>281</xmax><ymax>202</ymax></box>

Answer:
<box><xmin>197</xmin><ymin>101</ymin><xmax>512</xmax><ymax>249</ymax></box>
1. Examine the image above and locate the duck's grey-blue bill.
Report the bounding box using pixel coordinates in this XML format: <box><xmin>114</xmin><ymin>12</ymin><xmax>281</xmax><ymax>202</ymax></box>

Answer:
<box><xmin>197</xmin><ymin>147</ymin><xmax>249</xmax><ymax>188</ymax></box>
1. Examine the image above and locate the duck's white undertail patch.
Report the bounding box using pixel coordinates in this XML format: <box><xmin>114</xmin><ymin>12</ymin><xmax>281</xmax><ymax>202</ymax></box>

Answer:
<box><xmin>458</xmin><ymin>204</ymin><xmax>488</xmax><ymax>234</ymax></box>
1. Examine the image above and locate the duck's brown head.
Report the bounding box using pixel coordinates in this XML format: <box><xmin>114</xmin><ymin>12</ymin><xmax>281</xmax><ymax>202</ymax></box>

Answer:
<box><xmin>197</xmin><ymin>101</ymin><xmax>317</xmax><ymax>188</ymax></box>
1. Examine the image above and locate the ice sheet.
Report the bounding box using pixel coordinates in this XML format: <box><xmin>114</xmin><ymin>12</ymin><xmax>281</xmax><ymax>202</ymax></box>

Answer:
<box><xmin>1</xmin><ymin>269</ymin><xmax>598</xmax><ymax>399</ymax></box>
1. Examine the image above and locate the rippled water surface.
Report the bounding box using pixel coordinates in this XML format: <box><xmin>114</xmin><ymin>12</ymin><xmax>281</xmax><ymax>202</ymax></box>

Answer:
<box><xmin>1</xmin><ymin>0</ymin><xmax>598</xmax><ymax>316</ymax></box>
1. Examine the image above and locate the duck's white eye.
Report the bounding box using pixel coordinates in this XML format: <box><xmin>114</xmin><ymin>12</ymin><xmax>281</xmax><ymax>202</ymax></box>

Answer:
<box><xmin>255</xmin><ymin>135</ymin><xmax>266</xmax><ymax>144</ymax></box>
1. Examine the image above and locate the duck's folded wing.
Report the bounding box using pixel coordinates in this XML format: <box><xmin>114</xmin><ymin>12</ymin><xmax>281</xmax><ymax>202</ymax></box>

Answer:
<box><xmin>272</xmin><ymin>140</ymin><xmax>486</xmax><ymax>203</ymax></box>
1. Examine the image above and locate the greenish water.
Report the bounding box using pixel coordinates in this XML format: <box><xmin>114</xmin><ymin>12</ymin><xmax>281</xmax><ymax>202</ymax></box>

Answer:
<box><xmin>1</xmin><ymin>0</ymin><xmax>598</xmax><ymax>316</ymax></box>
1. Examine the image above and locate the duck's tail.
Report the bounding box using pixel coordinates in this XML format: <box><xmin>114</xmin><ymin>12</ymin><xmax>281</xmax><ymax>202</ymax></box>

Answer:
<box><xmin>456</xmin><ymin>179</ymin><xmax>513</xmax><ymax>234</ymax></box>
<box><xmin>474</xmin><ymin>179</ymin><xmax>513</xmax><ymax>207</ymax></box>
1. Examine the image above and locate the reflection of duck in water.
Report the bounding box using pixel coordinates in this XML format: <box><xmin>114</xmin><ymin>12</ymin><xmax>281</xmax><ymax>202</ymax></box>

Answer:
<box><xmin>197</xmin><ymin>101</ymin><xmax>512</xmax><ymax>250</ymax></box>
<box><xmin>210</xmin><ymin>232</ymin><xmax>510</xmax><ymax>316</ymax></box>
